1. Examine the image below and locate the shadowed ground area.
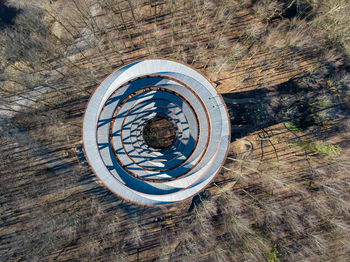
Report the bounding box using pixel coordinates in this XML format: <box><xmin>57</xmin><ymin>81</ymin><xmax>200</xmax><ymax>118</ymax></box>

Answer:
<box><xmin>0</xmin><ymin>1</ymin><xmax>18</xmax><ymax>26</ymax></box>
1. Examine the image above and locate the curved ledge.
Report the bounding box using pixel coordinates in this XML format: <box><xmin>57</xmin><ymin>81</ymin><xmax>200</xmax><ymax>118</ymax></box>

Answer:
<box><xmin>83</xmin><ymin>59</ymin><xmax>230</xmax><ymax>205</ymax></box>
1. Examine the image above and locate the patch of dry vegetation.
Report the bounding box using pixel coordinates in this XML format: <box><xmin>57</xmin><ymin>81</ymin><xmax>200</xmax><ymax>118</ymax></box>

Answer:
<box><xmin>1</xmin><ymin>0</ymin><xmax>349</xmax><ymax>261</ymax></box>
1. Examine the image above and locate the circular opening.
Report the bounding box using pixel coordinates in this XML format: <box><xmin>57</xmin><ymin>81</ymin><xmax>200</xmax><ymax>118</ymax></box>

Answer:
<box><xmin>143</xmin><ymin>117</ymin><xmax>176</xmax><ymax>149</ymax></box>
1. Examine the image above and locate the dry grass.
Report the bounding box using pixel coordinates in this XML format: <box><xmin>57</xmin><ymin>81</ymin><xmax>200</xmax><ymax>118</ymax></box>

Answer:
<box><xmin>0</xmin><ymin>0</ymin><xmax>349</xmax><ymax>261</ymax></box>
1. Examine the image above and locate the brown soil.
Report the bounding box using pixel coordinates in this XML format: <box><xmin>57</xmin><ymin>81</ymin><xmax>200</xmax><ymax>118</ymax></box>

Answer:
<box><xmin>1</xmin><ymin>0</ymin><xmax>349</xmax><ymax>261</ymax></box>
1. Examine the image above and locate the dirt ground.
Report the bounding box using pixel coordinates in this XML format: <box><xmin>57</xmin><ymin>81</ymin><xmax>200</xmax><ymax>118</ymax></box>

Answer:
<box><xmin>1</xmin><ymin>0</ymin><xmax>349</xmax><ymax>261</ymax></box>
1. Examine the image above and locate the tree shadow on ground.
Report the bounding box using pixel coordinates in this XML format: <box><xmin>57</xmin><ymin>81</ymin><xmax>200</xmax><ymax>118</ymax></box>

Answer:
<box><xmin>223</xmin><ymin>73</ymin><xmax>349</xmax><ymax>141</ymax></box>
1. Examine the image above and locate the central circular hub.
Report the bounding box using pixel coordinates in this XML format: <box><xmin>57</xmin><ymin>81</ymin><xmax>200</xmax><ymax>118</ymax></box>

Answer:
<box><xmin>143</xmin><ymin>117</ymin><xmax>176</xmax><ymax>149</ymax></box>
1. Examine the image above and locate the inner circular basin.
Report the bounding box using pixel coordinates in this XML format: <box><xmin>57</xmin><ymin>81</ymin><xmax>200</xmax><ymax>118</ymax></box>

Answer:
<box><xmin>142</xmin><ymin>117</ymin><xmax>176</xmax><ymax>149</ymax></box>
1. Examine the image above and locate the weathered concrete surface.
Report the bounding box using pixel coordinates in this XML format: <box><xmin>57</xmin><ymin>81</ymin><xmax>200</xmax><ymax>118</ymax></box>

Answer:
<box><xmin>83</xmin><ymin>59</ymin><xmax>230</xmax><ymax>205</ymax></box>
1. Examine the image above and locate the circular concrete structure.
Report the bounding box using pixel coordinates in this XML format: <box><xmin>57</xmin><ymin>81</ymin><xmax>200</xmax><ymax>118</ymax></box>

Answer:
<box><xmin>83</xmin><ymin>59</ymin><xmax>230</xmax><ymax>205</ymax></box>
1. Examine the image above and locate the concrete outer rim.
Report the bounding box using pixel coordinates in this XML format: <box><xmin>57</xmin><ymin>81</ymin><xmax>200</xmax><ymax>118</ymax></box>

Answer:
<box><xmin>83</xmin><ymin>59</ymin><xmax>230</xmax><ymax>204</ymax></box>
<box><xmin>82</xmin><ymin>58</ymin><xmax>231</xmax><ymax>206</ymax></box>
